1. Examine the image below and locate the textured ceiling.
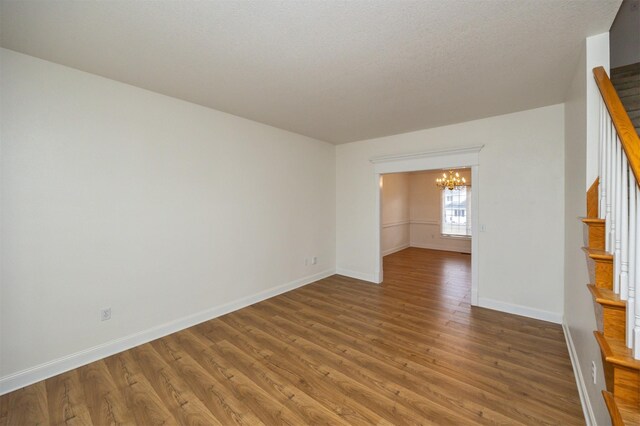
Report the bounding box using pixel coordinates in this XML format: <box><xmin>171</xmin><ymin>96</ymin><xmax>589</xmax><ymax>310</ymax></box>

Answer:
<box><xmin>0</xmin><ymin>0</ymin><xmax>622</xmax><ymax>144</ymax></box>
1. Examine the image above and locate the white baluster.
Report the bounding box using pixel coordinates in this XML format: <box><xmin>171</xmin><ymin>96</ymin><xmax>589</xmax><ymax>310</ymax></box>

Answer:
<box><xmin>629</xmin><ymin>176</ymin><xmax>636</xmax><ymax>348</ymax></box>
<box><xmin>600</xmin><ymin>99</ymin><xmax>607</xmax><ymax>219</ymax></box>
<box><xmin>606</xmin><ymin>117</ymin><xmax>614</xmax><ymax>252</ymax></box>
<box><xmin>598</xmin><ymin>92</ymin><xmax>640</xmax><ymax>359</ymax></box>
<box><xmin>620</xmin><ymin>152</ymin><xmax>629</xmax><ymax>301</ymax></box>
<box><xmin>614</xmin><ymin>136</ymin><xmax>622</xmax><ymax>294</ymax></box>
<box><xmin>609</xmin><ymin>117</ymin><xmax>614</xmax><ymax>249</ymax></box>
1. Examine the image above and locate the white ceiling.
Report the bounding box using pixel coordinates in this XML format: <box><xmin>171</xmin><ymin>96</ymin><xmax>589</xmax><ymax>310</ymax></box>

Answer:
<box><xmin>0</xmin><ymin>0</ymin><xmax>621</xmax><ymax>144</ymax></box>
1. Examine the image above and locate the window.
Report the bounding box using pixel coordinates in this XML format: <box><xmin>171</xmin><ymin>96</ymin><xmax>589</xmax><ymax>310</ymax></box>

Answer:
<box><xmin>442</xmin><ymin>186</ymin><xmax>471</xmax><ymax>237</ymax></box>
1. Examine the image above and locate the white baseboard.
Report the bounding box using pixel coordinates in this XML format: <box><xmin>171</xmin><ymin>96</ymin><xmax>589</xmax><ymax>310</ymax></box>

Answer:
<box><xmin>0</xmin><ymin>269</ymin><xmax>335</xmax><ymax>396</ymax></box>
<box><xmin>477</xmin><ymin>297</ymin><xmax>562</xmax><ymax>324</ymax></box>
<box><xmin>563</xmin><ymin>319</ymin><xmax>595</xmax><ymax>425</ymax></box>
<box><xmin>410</xmin><ymin>241</ymin><xmax>471</xmax><ymax>254</ymax></box>
<box><xmin>382</xmin><ymin>243</ymin><xmax>410</xmax><ymax>257</ymax></box>
<box><xmin>335</xmin><ymin>268</ymin><xmax>378</xmax><ymax>284</ymax></box>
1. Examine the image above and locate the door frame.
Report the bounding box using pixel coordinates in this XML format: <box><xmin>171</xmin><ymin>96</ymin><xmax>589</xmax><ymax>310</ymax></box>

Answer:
<box><xmin>371</xmin><ymin>145</ymin><xmax>483</xmax><ymax>306</ymax></box>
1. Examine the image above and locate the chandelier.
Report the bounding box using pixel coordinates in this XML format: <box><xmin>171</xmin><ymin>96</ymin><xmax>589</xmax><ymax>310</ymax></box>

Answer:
<box><xmin>435</xmin><ymin>170</ymin><xmax>466</xmax><ymax>190</ymax></box>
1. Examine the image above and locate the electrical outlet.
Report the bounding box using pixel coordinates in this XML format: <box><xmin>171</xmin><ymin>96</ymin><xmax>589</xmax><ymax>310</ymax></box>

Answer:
<box><xmin>100</xmin><ymin>308</ymin><xmax>112</xmax><ymax>321</ymax></box>
<box><xmin>591</xmin><ymin>361</ymin><xmax>597</xmax><ymax>384</ymax></box>
<box><xmin>311</xmin><ymin>256</ymin><xmax>317</xmax><ymax>265</ymax></box>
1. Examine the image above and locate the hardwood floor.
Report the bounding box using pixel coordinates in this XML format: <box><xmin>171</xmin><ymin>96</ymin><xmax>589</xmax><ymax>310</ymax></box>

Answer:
<box><xmin>0</xmin><ymin>247</ymin><xmax>584</xmax><ymax>425</ymax></box>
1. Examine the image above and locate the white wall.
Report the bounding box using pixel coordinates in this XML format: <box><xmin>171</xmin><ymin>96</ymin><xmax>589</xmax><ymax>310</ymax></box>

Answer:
<box><xmin>563</xmin><ymin>39</ymin><xmax>611</xmax><ymax>424</ymax></box>
<box><xmin>0</xmin><ymin>49</ymin><xmax>336</xmax><ymax>390</ymax></box>
<box><xmin>381</xmin><ymin>173</ymin><xmax>410</xmax><ymax>255</ymax></box>
<box><xmin>586</xmin><ymin>33</ymin><xmax>611</xmax><ymax>187</ymax></box>
<box><xmin>336</xmin><ymin>104</ymin><xmax>565</xmax><ymax>322</ymax></box>
<box><xmin>409</xmin><ymin>170</ymin><xmax>472</xmax><ymax>253</ymax></box>
<box><xmin>610</xmin><ymin>0</ymin><xmax>640</xmax><ymax>69</ymax></box>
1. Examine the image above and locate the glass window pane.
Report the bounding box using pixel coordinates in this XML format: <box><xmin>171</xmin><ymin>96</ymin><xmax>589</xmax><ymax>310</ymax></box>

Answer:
<box><xmin>441</xmin><ymin>186</ymin><xmax>471</xmax><ymax>236</ymax></box>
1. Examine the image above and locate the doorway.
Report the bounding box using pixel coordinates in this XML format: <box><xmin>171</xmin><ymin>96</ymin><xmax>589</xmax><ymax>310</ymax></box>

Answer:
<box><xmin>380</xmin><ymin>169</ymin><xmax>473</xmax><ymax>302</ymax></box>
<box><xmin>371</xmin><ymin>146</ymin><xmax>482</xmax><ymax>306</ymax></box>
<box><xmin>381</xmin><ymin>169</ymin><xmax>472</xmax><ymax>257</ymax></box>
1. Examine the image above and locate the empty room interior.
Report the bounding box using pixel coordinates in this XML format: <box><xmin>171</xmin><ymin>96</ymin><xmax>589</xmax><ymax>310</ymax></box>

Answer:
<box><xmin>2</xmin><ymin>0</ymin><xmax>640</xmax><ymax>424</ymax></box>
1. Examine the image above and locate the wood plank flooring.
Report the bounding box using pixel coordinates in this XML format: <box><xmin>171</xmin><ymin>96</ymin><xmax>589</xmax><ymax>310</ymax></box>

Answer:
<box><xmin>0</xmin><ymin>247</ymin><xmax>584</xmax><ymax>425</ymax></box>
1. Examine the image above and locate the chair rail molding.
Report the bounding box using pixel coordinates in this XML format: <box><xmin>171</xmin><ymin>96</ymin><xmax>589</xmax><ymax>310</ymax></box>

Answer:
<box><xmin>381</xmin><ymin>220</ymin><xmax>411</xmax><ymax>228</ymax></box>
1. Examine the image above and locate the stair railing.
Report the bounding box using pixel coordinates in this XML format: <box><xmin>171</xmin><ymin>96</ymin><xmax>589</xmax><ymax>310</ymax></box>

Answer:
<box><xmin>594</xmin><ymin>66</ymin><xmax>640</xmax><ymax>359</ymax></box>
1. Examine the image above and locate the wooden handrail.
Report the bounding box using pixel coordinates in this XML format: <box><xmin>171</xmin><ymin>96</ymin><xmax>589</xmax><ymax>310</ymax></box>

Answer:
<box><xmin>593</xmin><ymin>66</ymin><xmax>640</xmax><ymax>187</ymax></box>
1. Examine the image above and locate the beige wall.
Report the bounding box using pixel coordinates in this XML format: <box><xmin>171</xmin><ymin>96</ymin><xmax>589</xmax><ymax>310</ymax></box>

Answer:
<box><xmin>563</xmin><ymin>37</ymin><xmax>610</xmax><ymax>424</ymax></box>
<box><xmin>381</xmin><ymin>173</ymin><xmax>410</xmax><ymax>255</ymax></box>
<box><xmin>337</xmin><ymin>104</ymin><xmax>565</xmax><ymax>323</ymax></box>
<box><xmin>409</xmin><ymin>169</ymin><xmax>471</xmax><ymax>253</ymax></box>
<box><xmin>610</xmin><ymin>0</ymin><xmax>640</xmax><ymax>68</ymax></box>
<box><xmin>1</xmin><ymin>49</ymin><xmax>336</xmax><ymax>388</ymax></box>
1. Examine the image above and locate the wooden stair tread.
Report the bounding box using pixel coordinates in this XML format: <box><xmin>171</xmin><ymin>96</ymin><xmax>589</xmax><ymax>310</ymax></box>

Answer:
<box><xmin>595</xmin><ymin>331</ymin><xmax>640</xmax><ymax>371</ymax></box>
<box><xmin>583</xmin><ymin>246</ymin><xmax>613</xmax><ymax>261</ymax></box>
<box><xmin>588</xmin><ymin>284</ymin><xmax>626</xmax><ymax>308</ymax></box>
<box><xmin>583</xmin><ymin>247</ymin><xmax>613</xmax><ymax>289</ymax></box>
<box><xmin>581</xmin><ymin>205</ymin><xmax>605</xmax><ymax>249</ymax></box>
<box><xmin>603</xmin><ymin>391</ymin><xmax>625</xmax><ymax>425</ymax></box>
<box><xmin>602</xmin><ymin>391</ymin><xmax>640</xmax><ymax>426</ymax></box>
<box><xmin>581</xmin><ymin>217</ymin><xmax>605</xmax><ymax>225</ymax></box>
